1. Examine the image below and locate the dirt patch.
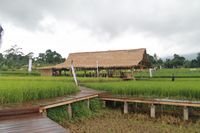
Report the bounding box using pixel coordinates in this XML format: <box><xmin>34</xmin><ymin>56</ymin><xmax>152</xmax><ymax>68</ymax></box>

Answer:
<box><xmin>63</xmin><ymin>109</ymin><xmax>200</xmax><ymax>133</ymax></box>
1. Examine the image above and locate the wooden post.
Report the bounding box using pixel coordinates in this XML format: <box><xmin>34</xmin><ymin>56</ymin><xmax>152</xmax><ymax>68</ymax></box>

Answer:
<box><xmin>102</xmin><ymin>101</ymin><xmax>106</xmax><ymax>108</ymax></box>
<box><xmin>71</xmin><ymin>60</ymin><xmax>78</xmax><ymax>86</ymax></box>
<box><xmin>183</xmin><ymin>106</ymin><xmax>189</xmax><ymax>120</ymax></box>
<box><xmin>124</xmin><ymin>102</ymin><xmax>128</xmax><ymax>114</ymax></box>
<box><xmin>96</xmin><ymin>60</ymin><xmax>99</xmax><ymax>77</ymax></box>
<box><xmin>67</xmin><ymin>104</ymin><xmax>72</xmax><ymax>119</ymax></box>
<box><xmin>150</xmin><ymin>104</ymin><xmax>155</xmax><ymax>118</ymax></box>
<box><xmin>87</xmin><ymin>99</ymin><xmax>90</xmax><ymax>109</ymax></box>
<box><xmin>113</xmin><ymin>101</ymin><xmax>116</xmax><ymax>107</ymax></box>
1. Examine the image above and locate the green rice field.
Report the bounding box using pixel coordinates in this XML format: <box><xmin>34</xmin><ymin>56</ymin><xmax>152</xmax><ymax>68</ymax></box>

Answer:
<box><xmin>0</xmin><ymin>77</ymin><xmax>78</xmax><ymax>104</ymax></box>
<box><xmin>83</xmin><ymin>78</ymin><xmax>200</xmax><ymax>100</ymax></box>
<box><xmin>134</xmin><ymin>68</ymin><xmax>200</xmax><ymax>78</ymax></box>
<box><xmin>0</xmin><ymin>76</ymin><xmax>121</xmax><ymax>104</ymax></box>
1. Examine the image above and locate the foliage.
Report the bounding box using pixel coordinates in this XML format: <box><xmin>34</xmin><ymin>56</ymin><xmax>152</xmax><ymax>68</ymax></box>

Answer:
<box><xmin>35</xmin><ymin>49</ymin><xmax>65</xmax><ymax>66</ymax></box>
<box><xmin>0</xmin><ymin>77</ymin><xmax>78</xmax><ymax>104</ymax></box>
<box><xmin>147</xmin><ymin>54</ymin><xmax>163</xmax><ymax>67</ymax></box>
<box><xmin>72</xmin><ymin>101</ymin><xmax>92</xmax><ymax>119</ymax></box>
<box><xmin>89</xmin><ymin>98</ymin><xmax>102</xmax><ymax>112</ymax></box>
<box><xmin>0</xmin><ymin>45</ymin><xmax>30</xmax><ymax>69</ymax></box>
<box><xmin>83</xmin><ymin>79</ymin><xmax>200</xmax><ymax>100</ymax></box>
<box><xmin>47</xmin><ymin>105</ymin><xmax>70</xmax><ymax>124</ymax></box>
<box><xmin>47</xmin><ymin>99</ymin><xmax>103</xmax><ymax>123</ymax></box>
<box><xmin>148</xmin><ymin>53</ymin><xmax>200</xmax><ymax>68</ymax></box>
<box><xmin>0</xmin><ymin>45</ymin><xmax>65</xmax><ymax>70</ymax></box>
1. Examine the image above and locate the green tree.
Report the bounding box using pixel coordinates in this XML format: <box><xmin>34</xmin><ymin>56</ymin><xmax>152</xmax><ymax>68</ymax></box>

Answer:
<box><xmin>35</xmin><ymin>49</ymin><xmax>65</xmax><ymax>66</ymax></box>
<box><xmin>164</xmin><ymin>59</ymin><xmax>173</xmax><ymax>68</ymax></box>
<box><xmin>171</xmin><ymin>54</ymin><xmax>185</xmax><ymax>67</ymax></box>
<box><xmin>197</xmin><ymin>53</ymin><xmax>200</xmax><ymax>67</ymax></box>
<box><xmin>1</xmin><ymin>45</ymin><xmax>30</xmax><ymax>69</ymax></box>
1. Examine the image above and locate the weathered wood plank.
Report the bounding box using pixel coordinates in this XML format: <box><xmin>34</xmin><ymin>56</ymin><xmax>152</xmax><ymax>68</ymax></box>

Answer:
<box><xmin>0</xmin><ymin>114</ymin><xmax>69</xmax><ymax>133</ymax></box>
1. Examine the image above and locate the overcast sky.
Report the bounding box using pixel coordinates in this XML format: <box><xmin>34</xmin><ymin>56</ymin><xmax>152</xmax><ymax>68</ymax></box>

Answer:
<box><xmin>0</xmin><ymin>0</ymin><xmax>200</xmax><ymax>58</ymax></box>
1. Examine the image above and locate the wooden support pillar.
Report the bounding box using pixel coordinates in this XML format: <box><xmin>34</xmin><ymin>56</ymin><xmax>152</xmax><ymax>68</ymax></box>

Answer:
<box><xmin>69</xmin><ymin>69</ymin><xmax>72</xmax><ymax>77</ymax></box>
<box><xmin>183</xmin><ymin>106</ymin><xmax>189</xmax><ymax>120</ymax></box>
<box><xmin>59</xmin><ymin>70</ymin><xmax>62</xmax><ymax>76</ymax></box>
<box><xmin>102</xmin><ymin>101</ymin><xmax>106</xmax><ymax>108</ymax></box>
<box><xmin>124</xmin><ymin>102</ymin><xmax>128</xmax><ymax>114</ymax></box>
<box><xmin>150</xmin><ymin>104</ymin><xmax>155</xmax><ymax>118</ymax></box>
<box><xmin>67</xmin><ymin>104</ymin><xmax>72</xmax><ymax>119</ymax></box>
<box><xmin>87</xmin><ymin>99</ymin><xmax>90</xmax><ymax>109</ymax></box>
<box><xmin>113</xmin><ymin>101</ymin><xmax>116</xmax><ymax>107</ymax></box>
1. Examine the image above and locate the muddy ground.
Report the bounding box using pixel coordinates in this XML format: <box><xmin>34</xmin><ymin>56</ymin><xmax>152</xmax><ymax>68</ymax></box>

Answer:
<box><xmin>62</xmin><ymin>109</ymin><xmax>200</xmax><ymax>133</ymax></box>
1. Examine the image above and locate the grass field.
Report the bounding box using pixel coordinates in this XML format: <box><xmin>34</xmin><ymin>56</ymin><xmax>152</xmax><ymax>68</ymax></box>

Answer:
<box><xmin>83</xmin><ymin>78</ymin><xmax>200</xmax><ymax>100</ymax></box>
<box><xmin>0</xmin><ymin>76</ymin><xmax>78</xmax><ymax>104</ymax></box>
<box><xmin>0</xmin><ymin>76</ymin><xmax>121</xmax><ymax>104</ymax></box>
<box><xmin>134</xmin><ymin>68</ymin><xmax>200</xmax><ymax>78</ymax></box>
<box><xmin>0</xmin><ymin>70</ymin><xmax>41</xmax><ymax>76</ymax></box>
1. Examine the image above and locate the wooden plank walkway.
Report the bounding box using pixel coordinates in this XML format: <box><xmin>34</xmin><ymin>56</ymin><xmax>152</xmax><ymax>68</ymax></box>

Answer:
<box><xmin>0</xmin><ymin>114</ymin><xmax>69</xmax><ymax>133</ymax></box>
<box><xmin>40</xmin><ymin>86</ymin><xmax>101</xmax><ymax>111</ymax></box>
<box><xmin>0</xmin><ymin>86</ymin><xmax>103</xmax><ymax>133</ymax></box>
<box><xmin>99</xmin><ymin>94</ymin><xmax>200</xmax><ymax>107</ymax></box>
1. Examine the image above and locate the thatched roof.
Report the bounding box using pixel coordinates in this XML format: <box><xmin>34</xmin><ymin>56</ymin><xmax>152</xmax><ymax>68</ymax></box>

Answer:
<box><xmin>38</xmin><ymin>48</ymin><xmax>148</xmax><ymax>70</ymax></box>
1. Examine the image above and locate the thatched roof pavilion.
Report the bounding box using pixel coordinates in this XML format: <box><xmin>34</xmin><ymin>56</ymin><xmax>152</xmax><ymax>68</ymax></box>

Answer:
<box><xmin>38</xmin><ymin>48</ymin><xmax>149</xmax><ymax>76</ymax></box>
<box><xmin>65</xmin><ymin>48</ymin><xmax>148</xmax><ymax>69</ymax></box>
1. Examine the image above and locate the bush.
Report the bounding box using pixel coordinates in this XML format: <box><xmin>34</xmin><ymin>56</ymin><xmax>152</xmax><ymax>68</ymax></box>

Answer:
<box><xmin>90</xmin><ymin>98</ymin><xmax>102</xmax><ymax>112</ymax></box>
<box><xmin>72</xmin><ymin>101</ymin><xmax>92</xmax><ymax>119</ymax></box>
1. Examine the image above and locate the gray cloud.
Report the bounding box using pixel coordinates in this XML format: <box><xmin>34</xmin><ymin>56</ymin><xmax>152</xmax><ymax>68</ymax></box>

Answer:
<box><xmin>0</xmin><ymin>0</ymin><xmax>200</xmax><ymax>53</ymax></box>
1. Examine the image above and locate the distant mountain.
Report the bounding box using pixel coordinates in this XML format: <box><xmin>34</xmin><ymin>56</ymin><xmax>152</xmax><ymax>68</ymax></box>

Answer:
<box><xmin>161</xmin><ymin>53</ymin><xmax>199</xmax><ymax>60</ymax></box>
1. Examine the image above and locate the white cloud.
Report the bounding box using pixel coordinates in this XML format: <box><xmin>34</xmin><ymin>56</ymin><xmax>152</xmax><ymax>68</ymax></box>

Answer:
<box><xmin>0</xmin><ymin>0</ymin><xmax>200</xmax><ymax>58</ymax></box>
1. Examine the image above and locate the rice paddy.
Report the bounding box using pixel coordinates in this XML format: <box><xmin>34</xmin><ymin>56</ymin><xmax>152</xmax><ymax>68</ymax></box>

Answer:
<box><xmin>134</xmin><ymin>68</ymin><xmax>200</xmax><ymax>78</ymax></box>
<box><xmin>83</xmin><ymin>79</ymin><xmax>200</xmax><ymax>100</ymax></box>
<box><xmin>0</xmin><ymin>76</ymin><xmax>78</xmax><ymax>104</ymax></box>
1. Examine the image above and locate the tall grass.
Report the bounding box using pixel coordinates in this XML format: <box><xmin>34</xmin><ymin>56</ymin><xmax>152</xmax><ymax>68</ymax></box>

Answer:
<box><xmin>83</xmin><ymin>80</ymin><xmax>200</xmax><ymax>100</ymax></box>
<box><xmin>0</xmin><ymin>77</ymin><xmax>78</xmax><ymax>104</ymax></box>
<box><xmin>135</xmin><ymin>68</ymin><xmax>200</xmax><ymax>78</ymax></box>
<box><xmin>0</xmin><ymin>71</ymin><xmax>41</xmax><ymax>76</ymax></box>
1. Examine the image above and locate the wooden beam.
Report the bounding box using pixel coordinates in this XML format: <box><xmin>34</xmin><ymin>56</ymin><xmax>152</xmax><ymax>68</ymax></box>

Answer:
<box><xmin>99</xmin><ymin>97</ymin><xmax>200</xmax><ymax>107</ymax></box>
<box><xmin>41</xmin><ymin>94</ymin><xmax>98</xmax><ymax>110</ymax></box>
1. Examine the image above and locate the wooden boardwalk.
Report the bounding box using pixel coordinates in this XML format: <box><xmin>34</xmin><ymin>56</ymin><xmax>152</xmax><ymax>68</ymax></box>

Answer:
<box><xmin>0</xmin><ymin>87</ymin><xmax>102</xmax><ymax>133</ymax></box>
<box><xmin>0</xmin><ymin>114</ymin><xmax>69</xmax><ymax>133</ymax></box>
<box><xmin>2</xmin><ymin>85</ymin><xmax>200</xmax><ymax>132</ymax></box>
<box><xmin>99</xmin><ymin>93</ymin><xmax>200</xmax><ymax>120</ymax></box>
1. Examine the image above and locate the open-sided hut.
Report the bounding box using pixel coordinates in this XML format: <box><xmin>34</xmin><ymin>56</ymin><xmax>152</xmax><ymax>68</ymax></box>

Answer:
<box><xmin>38</xmin><ymin>48</ymin><xmax>149</xmax><ymax>77</ymax></box>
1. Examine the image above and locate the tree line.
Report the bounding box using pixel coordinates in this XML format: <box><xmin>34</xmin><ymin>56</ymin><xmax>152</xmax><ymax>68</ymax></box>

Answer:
<box><xmin>0</xmin><ymin>45</ymin><xmax>65</xmax><ymax>70</ymax></box>
<box><xmin>148</xmin><ymin>53</ymin><xmax>200</xmax><ymax>68</ymax></box>
<box><xmin>0</xmin><ymin>45</ymin><xmax>199</xmax><ymax>70</ymax></box>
